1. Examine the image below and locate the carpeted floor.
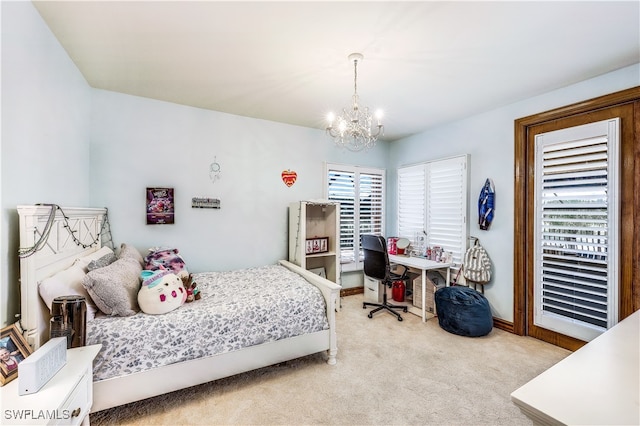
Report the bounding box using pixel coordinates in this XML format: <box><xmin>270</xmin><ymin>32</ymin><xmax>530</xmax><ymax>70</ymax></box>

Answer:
<box><xmin>90</xmin><ymin>294</ymin><xmax>570</xmax><ymax>425</ymax></box>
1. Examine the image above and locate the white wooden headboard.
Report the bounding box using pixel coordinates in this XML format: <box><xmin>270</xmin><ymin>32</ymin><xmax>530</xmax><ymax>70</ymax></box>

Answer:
<box><xmin>17</xmin><ymin>205</ymin><xmax>107</xmax><ymax>349</ymax></box>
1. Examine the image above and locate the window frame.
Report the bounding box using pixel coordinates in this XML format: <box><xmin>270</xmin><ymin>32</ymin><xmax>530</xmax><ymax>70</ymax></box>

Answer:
<box><xmin>325</xmin><ymin>163</ymin><xmax>385</xmax><ymax>272</ymax></box>
<box><xmin>397</xmin><ymin>155</ymin><xmax>469</xmax><ymax>274</ymax></box>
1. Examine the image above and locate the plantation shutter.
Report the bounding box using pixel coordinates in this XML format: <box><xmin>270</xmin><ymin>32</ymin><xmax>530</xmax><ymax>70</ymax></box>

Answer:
<box><xmin>326</xmin><ymin>164</ymin><xmax>385</xmax><ymax>271</ymax></box>
<box><xmin>534</xmin><ymin>118</ymin><xmax>620</xmax><ymax>342</ymax></box>
<box><xmin>398</xmin><ymin>164</ymin><xmax>426</xmax><ymax>242</ymax></box>
<box><xmin>397</xmin><ymin>155</ymin><xmax>468</xmax><ymax>270</ymax></box>
<box><xmin>359</xmin><ymin>172</ymin><xmax>384</xmax><ymax>238</ymax></box>
<box><xmin>426</xmin><ymin>156</ymin><xmax>468</xmax><ymax>268</ymax></box>
<box><xmin>327</xmin><ymin>169</ymin><xmax>356</xmax><ymax>264</ymax></box>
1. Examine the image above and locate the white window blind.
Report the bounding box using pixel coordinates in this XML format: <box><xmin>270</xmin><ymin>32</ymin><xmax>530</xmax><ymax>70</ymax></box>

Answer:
<box><xmin>326</xmin><ymin>164</ymin><xmax>385</xmax><ymax>272</ymax></box>
<box><xmin>397</xmin><ymin>155</ymin><xmax>468</xmax><ymax>269</ymax></box>
<box><xmin>427</xmin><ymin>156</ymin><xmax>468</xmax><ymax>267</ymax></box>
<box><xmin>534</xmin><ymin>118</ymin><xmax>620</xmax><ymax>342</ymax></box>
<box><xmin>398</xmin><ymin>164</ymin><xmax>426</xmax><ymax>243</ymax></box>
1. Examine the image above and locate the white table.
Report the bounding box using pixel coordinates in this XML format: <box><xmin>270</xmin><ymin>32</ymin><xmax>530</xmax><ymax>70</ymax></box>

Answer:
<box><xmin>1</xmin><ymin>344</ymin><xmax>101</xmax><ymax>425</ymax></box>
<box><xmin>389</xmin><ymin>254</ymin><xmax>452</xmax><ymax>322</ymax></box>
<box><xmin>510</xmin><ymin>310</ymin><xmax>640</xmax><ymax>425</ymax></box>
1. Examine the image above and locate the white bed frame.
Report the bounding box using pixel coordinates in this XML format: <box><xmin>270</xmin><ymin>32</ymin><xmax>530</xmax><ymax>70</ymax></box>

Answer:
<box><xmin>17</xmin><ymin>205</ymin><xmax>340</xmax><ymax>412</ymax></box>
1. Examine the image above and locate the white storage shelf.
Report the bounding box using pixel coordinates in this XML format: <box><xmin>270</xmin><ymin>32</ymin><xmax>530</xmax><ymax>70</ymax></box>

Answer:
<box><xmin>289</xmin><ymin>201</ymin><xmax>340</xmax><ymax>287</ymax></box>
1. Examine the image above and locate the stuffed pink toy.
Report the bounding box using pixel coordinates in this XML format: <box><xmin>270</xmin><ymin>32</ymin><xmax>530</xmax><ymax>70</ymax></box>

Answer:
<box><xmin>138</xmin><ymin>269</ymin><xmax>186</xmax><ymax>315</ymax></box>
<box><xmin>144</xmin><ymin>247</ymin><xmax>189</xmax><ymax>279</ymax></box>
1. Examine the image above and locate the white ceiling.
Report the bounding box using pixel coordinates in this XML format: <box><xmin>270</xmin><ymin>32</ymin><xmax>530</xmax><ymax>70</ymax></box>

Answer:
<box><xmin>33</xmin><ymin>1</ymin><xmax>640</xmax><ymax>141</ymax></box>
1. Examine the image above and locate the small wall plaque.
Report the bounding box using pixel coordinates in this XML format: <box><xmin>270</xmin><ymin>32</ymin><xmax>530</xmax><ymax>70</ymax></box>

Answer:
<box><xmin>191</xmin><ymin>197</ymin><xmax>221</xmax><ymax>209</ymax></box>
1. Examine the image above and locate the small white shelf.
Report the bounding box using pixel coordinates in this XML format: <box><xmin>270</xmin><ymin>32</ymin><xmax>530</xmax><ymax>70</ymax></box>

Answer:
<box><xmin>289</xmin><ymin>201</ymin><xmax>341</xmax><ymax>287</ymax></box>
<box><xmin>306</xmin><ymin>251</ymin><xmax>337</xmax><ymax>259</ymax></box>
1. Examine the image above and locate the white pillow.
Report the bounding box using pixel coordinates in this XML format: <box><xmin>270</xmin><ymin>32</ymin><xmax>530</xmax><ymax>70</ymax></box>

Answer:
<box><xmin>38</xmin><ymin>262</ymin><xmax>98</xmax><ymax>321</ymax></box>
<box><xmin>75</xmin><ymin>246</ymin><xmax>116</xmax><ymax>271</ymax></box>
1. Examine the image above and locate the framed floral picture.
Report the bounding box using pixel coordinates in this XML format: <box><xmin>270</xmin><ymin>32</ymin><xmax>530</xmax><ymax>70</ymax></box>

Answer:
<box><xmin>305</xmin><ymin>237</ymin><xmax>329</xmax><ymax>255</ymax></box>
<box><xmin>0</xmin><ymin>323</ymin><xmax>32</xmax><ymax>386</ymax></box>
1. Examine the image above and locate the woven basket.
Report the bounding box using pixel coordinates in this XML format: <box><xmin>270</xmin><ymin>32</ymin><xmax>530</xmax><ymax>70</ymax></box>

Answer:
<box><xmin>412</xmin><ymin>273</ymin><xmax>445</xmax><ymax>313</ymax></box>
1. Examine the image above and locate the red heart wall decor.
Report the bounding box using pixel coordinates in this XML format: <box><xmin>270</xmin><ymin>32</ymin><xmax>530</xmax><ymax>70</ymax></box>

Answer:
<box><xmin>281</xmin><ymin>170</ymin><xmax>297</xmax><ymax>187</ymax></box>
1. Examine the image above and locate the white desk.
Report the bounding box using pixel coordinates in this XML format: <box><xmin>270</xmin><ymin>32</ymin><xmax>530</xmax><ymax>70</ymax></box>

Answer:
<box><xmin>510</xmin><ymin>310</ymin><xmax>640</xmax><ymax>425</ymax></box>
<box><xmin>389</xmin><ymin>254</ymin><xmax>452</xmax><ymax>322</ymax></box>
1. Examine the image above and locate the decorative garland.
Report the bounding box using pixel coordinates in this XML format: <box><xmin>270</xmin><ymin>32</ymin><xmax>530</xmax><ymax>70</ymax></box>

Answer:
<box><xmin>18</xmin><ymin>204</ymin><xmax>112</xmax><ymax>258</ymax></box>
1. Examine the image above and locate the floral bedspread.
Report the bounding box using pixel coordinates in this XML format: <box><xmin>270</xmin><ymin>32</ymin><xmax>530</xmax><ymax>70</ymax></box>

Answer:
<box><xmin>87</xmin><ymin>264</ymin><xmax>329</xmax><ymax>381</ymax></box>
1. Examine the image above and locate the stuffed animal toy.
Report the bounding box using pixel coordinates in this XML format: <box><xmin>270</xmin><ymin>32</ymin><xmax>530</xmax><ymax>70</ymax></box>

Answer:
<box><xmin>181</xmin><ymin>274</ymin><xmax>201</xmax><ymax>303</ymax></box>
<box><xmin>138</xmin><ymin>269</ymin><xmax>187</xmax><ymax>315</ymax></box>
<box><xmin>144</xmin><ymin>247</ymin><xmax>189</xmax><ymax>279</ymax></box>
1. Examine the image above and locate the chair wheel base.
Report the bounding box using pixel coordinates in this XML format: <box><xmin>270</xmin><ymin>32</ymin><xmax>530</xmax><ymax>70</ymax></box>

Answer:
<box><xmin>363</xmin><ymin>300</ymin><xmax>406</xmax><ymax>322</ymax></box>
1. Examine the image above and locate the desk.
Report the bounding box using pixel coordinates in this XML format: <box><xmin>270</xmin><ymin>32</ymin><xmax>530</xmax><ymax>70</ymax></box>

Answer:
<box><xmin>389</xmin><ymin>254</ymin><xmax>452</xmax><ymax>322</ymax></box>
<box><xmin>510</xmin><ymin>310</ymin><xmax>639</xmax><ymax>425</ymax></box>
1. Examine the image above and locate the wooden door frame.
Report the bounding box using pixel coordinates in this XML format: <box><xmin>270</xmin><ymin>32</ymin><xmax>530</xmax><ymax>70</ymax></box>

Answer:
<box><xmin>513</xmin><ymin>86</ymin><xmax>640</xmax><ymax>344</ymax></box>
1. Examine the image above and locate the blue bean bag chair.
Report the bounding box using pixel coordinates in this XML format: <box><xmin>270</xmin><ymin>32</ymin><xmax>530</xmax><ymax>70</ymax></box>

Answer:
<box><xmin>435</xmin><ymin>286</ymin><xmax>492</xmax><ymax>337</ymax></box>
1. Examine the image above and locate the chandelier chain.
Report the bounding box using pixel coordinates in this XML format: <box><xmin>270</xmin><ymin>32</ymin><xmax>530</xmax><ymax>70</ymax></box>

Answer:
<box><xmin>353</xmin><ymin>58</ymin><xmax>358</xmax><ymax>96</ymax></box>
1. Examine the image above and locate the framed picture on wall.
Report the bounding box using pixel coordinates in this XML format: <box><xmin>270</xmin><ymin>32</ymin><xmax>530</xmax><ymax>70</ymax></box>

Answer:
<box><xmin>146</xmin><ymin>187</ymin><xmax>175</xmax><ymax>225</ymax></box>
<box><xmin>0</xmin><ymin>323</ymin><xmax>32</xmax><ymax>386</ymax></box>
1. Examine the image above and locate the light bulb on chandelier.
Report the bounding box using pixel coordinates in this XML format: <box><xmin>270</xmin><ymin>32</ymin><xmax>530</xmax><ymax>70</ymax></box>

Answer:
<box><xmin>326</xmin><ymin>53</ymin><xmax>384</xmax><ymax>152</ymax></box>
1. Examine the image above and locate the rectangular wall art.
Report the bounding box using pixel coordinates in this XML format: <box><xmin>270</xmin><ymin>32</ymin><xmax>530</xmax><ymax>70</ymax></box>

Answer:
<box><xmin>146</xmin><ymin>187</ymin><xmax>175</xmax><ymax>224</ymax></box>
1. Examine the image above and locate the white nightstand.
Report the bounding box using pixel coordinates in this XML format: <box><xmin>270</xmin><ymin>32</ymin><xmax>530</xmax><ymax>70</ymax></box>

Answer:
<box><xmin>1</xmin><ymin>344</ymin><xmax>101</xmax><ymax>425</ymax></box>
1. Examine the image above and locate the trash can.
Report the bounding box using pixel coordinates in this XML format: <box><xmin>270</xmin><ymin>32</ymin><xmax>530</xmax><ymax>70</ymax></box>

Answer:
<box><xmin>392</xmin><ymin>280</ymin><xmax>406</xmax><ymax>302</ymax></box>
<box><xmin>50</xmin><ymin>295</ymin><xmax>86</xmax><ymax>348</ymax></box>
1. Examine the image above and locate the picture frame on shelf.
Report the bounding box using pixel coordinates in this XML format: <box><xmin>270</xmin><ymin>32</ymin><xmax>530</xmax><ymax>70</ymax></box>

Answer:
<box><xmin>306</xmin><ymin>237</ymin><xmax>329</xmax><ymax>255</ymax></box>
<box><xmin>308</xmin><ymin>267</ymin><xmax>327</xmax><ymax>279</ymax></box>
<box><xmin>0</xmin><ymin>323</ymin><xmax>32</xmax><ymax>386</ymax></box>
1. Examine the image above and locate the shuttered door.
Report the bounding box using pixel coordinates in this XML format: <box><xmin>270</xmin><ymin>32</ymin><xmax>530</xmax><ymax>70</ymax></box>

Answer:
<box><xmin>534</xmin><ymin>118</ymin><xmax>620</xmax><ymax>342</ymax></box>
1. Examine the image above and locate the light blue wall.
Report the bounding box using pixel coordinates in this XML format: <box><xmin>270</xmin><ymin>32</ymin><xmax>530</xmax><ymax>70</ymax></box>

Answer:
<box><xmin>89</xmin><ymin>90</ymin><xmax>389</xmax><ymax>273</ymax></box>
<box><xmin>1</xmin><ymin>2</ymin><xmax>92</xmax><ymax>327</ymax></box>
<box><xmin>388</xmin><ymin>63</ymin><xmax>640</xmax><ymax>322</ymax></box>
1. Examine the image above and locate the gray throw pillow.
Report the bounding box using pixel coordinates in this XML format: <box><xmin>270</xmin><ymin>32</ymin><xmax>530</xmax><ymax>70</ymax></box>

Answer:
<box><xmin>82</xmin><ymin>257</ymin><xmax>142</xmax><ymax>316</ymax></box>
<box><xmin>118</xmin><ymin>243</ymin><xmax>144</xmax><ymax>266</ymax></box>
<box><xmin>87</xmin><ymin>252</ymin><xmax>117</xmax><ymax>271</ymax></box>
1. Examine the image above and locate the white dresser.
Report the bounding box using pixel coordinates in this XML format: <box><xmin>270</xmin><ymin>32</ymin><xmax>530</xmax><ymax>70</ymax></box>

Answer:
<box><xmin>511</xmin><ymin>310</ymin><xmax>639</xmax><ymax>425</ymax></box>
<box><xmin>1</xmin><ymin>345</ymin><xmax>101</xmax><ymax>425</ymax></box>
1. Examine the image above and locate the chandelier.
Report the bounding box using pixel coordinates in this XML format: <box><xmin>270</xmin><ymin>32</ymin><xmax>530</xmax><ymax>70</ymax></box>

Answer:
<box><xmin>326</xmin><ymin>53</ymin><xmax>383</xmax><ymax>152</ymax></box>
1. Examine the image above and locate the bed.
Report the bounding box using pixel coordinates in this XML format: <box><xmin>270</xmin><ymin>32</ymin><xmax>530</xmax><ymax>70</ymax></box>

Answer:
<box><xmin>16</xmin><ymin>205</ymin><xmax>339</xmax><ymax>412</ymax></box>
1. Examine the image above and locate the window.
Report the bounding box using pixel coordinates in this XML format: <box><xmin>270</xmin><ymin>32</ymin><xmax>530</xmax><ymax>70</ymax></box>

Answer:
<box><xmin>533</xmin><ymin>118</ymin><xmax>620</xmax><ymax>342</ymax></box>
<box><xmin>397</xmin><ymin>155</ymin><xmax>468</xmax><ymax>272</ymax></box>
<box><xmin>325</xmin><ymin>163</ymin><xmax>385</xmax><ymax>272</ymax></box>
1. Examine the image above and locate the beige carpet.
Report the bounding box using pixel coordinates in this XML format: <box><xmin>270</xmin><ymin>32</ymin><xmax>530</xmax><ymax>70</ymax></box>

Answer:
<box><xmin>90</xmin><ymin>294</ymin><xmax>570</xmax><ymax>425</ymax></box>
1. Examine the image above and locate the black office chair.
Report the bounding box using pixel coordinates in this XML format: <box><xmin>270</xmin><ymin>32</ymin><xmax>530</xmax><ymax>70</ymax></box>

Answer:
<box><xmin>362</xmin><ymin>234</ymin><xmax>409</xmax><ymax>321</ymax></box>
